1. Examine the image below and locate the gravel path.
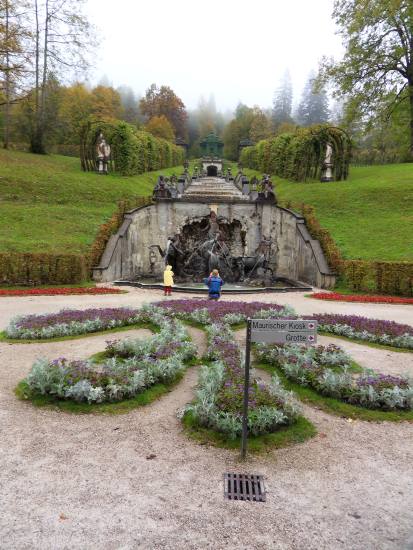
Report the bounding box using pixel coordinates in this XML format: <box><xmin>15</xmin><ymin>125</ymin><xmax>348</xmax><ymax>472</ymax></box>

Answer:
<box><xmin>0</xmin><ymin>292</ymin><xmax>413</xmax><ymax>549</ymax></box>
<box><xmin>318</xmin><ymin>334</ymin><xmax>413</xmax><ymax>377</ymax></box>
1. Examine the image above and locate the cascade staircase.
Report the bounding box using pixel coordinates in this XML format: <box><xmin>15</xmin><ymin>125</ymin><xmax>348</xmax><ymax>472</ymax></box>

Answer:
<box><xmin>183</xmin><ymin>177</ymin><xmax>248</xmax><ymax>201</ymax></box>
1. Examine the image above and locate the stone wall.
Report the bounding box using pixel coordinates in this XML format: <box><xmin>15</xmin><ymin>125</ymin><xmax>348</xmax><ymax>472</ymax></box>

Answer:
<box><xmin>93</xmin><ymin>200</ymin><xmax>336</xmax><ymax>288</ymax></box>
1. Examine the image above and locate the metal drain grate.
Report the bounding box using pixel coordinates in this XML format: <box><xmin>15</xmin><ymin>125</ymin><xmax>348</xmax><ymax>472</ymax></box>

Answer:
<box><xmin>224</xmin><ymin>473</ymin><xmax>266</xmax><ymax>502</ymax></box>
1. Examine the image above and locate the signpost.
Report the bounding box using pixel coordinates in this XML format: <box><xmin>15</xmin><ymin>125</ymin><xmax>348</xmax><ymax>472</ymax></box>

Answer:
<box><xmin>240</xmin><ymin>318</ymin><xmax>318</xmax><ymax>459</ymax></box>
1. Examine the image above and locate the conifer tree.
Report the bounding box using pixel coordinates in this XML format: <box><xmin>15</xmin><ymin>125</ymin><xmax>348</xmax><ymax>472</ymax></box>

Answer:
<box><xmin>272</xmin><ymin>70</ymin><xmax>293</xmax><ymax>126</ymax></box>
<box><xmin>296</xmin><ymin>72</ymin><xmax>330</xmax><ymax>126</ymax></box>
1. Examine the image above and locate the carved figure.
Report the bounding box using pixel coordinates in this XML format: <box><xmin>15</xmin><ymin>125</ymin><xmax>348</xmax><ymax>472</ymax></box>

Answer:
<box><xmin>96</xmin><ymin>133</ymin><xmax>111</xmax><ymax>174</ymax></box>
<box><xmin>321</xmin><ymin>143</ymin><xmax>334</xmax><ymax>182</ymax></box>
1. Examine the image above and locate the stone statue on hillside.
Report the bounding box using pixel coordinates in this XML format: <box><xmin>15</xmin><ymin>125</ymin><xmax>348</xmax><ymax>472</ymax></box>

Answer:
<box><xmin>96</xmin><ymin>133</ymin><xmax>111</xmax><ymax>175</ymax></box>
<box><xmin>321</xmin><ymin>143</ymin><xmax>334</xmax><ymax>182</ymax></box>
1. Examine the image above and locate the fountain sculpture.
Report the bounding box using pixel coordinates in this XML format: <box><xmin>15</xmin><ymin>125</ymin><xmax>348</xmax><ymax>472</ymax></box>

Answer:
<box><xmin>92</xmin><ymin>156</ymin><xmax>337</xmax><ymax>290</ymax></box>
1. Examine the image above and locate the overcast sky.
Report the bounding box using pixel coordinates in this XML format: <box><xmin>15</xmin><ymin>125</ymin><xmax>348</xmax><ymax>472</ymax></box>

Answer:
<box><xmin>85</xmin><ymin>0</ymin><xmax>344</xmax><ymax>112</ymax></box>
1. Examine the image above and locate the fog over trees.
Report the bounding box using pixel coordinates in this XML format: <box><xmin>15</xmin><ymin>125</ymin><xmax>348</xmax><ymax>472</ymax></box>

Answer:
<box><xmin>1</xmin><ymin>0</ymin><xmax>411</xmax><ymax>163</ymax></box>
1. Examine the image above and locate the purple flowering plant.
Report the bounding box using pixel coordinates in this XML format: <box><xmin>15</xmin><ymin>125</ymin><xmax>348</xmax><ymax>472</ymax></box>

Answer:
<box><xmin>312</xmin><ymin>313</ymin><xmax>413</xmax><ymax>338</ymax></box>
<box><xmin>206</xmin><ymin>326</ymin><xmax>284</xmax><ymax>415</ymax></box>
<box><xmin>155</xmin><ymin>299</ymin><xmax>286</xmax><ymax>323</ymax></box>
<box><xmin>15</xmin><ymin>308</ymin><xmax>140</xmax><ymax>330</ymax></box>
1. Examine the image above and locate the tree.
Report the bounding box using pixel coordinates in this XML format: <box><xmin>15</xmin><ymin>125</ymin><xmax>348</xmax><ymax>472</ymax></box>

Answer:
<box><xmin>223</xmin><ymin>103</ymin><xmax>255</xmax><ymax>160</ymax></box>
<box><xmin>0</xmin><ymin>0</ymin><xmax>31</xmax><ymax>148</ymax></box>
<box><xmin>319</xmin><ymin>0</ymin><xmax>413</xmax><ymax>157</ymax></box>
<box><xmin>140</xmin><ymin>83</ymin><xmax>187</xmax><ymax>139</ymax></box>
<box><xmin>272</xmin><ymin>70</ymin><xmax>293</xmax><ymax>126</ymax></box>
<box><xmin>145</xmin><ymin>115</ymin><xmax>175</xmax><ymax>141</ymax></box>
<box><xmin>90</xmin><ymin>85</ymin><xmax>122</xmax><ymax>120</ymax></box>
<box><xmin>187</xmin><ymin>95</ymin><xmax>229</xmax><ymax>156</ymax></box>
<box><xmin>58</xmin><ymin>82</ymin><xmax>92</xmax><ymax>144</ymax></box>
<box><xmin>13</xmin><ymin>73</ymin><xmax>62</xmax><ymax>149</ymax></box>
<box><xmin>30</xmin><ymin>0</ymin><xmax>95</xmax><ymax>153</ymax></box>
<box><xmin>296</xmin><ymin>72</ymin><xmax>330</xmax><ymax>126</ymax></box>
<box><xmin>249</xmin><ymin>107</ymin><xmax>272</xmax><ymax>142</ymax></box>
<box><xmin>117</xmin><ymin>85</ymin><xmax>141</xmax><ymax>126</ymax></box>
<box><xmin>197</xmin><ymin>94</ymin><xmax>217</xmax><ymax>136</ymax></box>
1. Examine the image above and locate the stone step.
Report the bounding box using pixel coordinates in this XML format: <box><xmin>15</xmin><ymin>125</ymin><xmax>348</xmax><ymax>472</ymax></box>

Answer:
<box><xmin>184</xmin><ymin>178</ymin><xmax>244</xmax><ymax>201</ymax></box>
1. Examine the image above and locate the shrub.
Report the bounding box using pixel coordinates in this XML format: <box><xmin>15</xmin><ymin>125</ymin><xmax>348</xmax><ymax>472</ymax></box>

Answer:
<box><xmin>24</xmin><ymin>317</ymin><xmax>196</xmax><ymax>404</ymax></box>
<box><xmin>240</xmin><ymin>125</ymin><xmax>351</xmax><ymax>182</ymax></box>
<box><xmin>90</xmin><ymin>195</ymin><xmax>152</xmax><ymax>267</ymax></box>
<box><xmin>0</xmin><ymin>253</ymin><xmax>88</xmax><ymax>286</ymax></box>
<box><xmin>80</xmin><ymin>119</ymin><xmax>185</xmax><ymax>176</ymax></box>
<box><xmin>294</xmin><ymin>204</ymin><xmax>413</xmax><ymax>296</ymax></box>
<box><xmin>184</xmin><ymin>321</ymin><xmax>301</xmax><ymax>439</ymax></box>
<box><xmin>257</xmin><ymin>343</ymin><xmax>413</xmax><ymax>410</ymax></box>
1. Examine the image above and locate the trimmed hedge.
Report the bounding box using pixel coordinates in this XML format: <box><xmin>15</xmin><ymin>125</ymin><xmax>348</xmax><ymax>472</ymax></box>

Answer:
<box><xmin>0</xmin><ymin>196</ymin><xmax>153</xmax><ymax>285</ymax></box>
<box><xmin>299</xmin><ymin>204</ymin><xmax>344</xmax><ymax>273</ymax></box>
<box><xmin>240</xmin><ymin>125</ymin><xmax>351</xmax><ymax>182</ymax></box>
<box><xmin>80</xmin><ymin>120</ymin><xmax>185</xmax><ymax>176</ymax></box>
<box><xmin>90</xmin><ymin>196</ymin><xmax>152</xmax><ymax>267</ymax></box>
<box><xmin>287</xmin><ymin>202</ymin><xmax>413</xmax><ymax>296</ymax></box>
<box><xmin>0</xmin><ymin>253</ymin><xmax>88</xmax><ymax>285</ymax></box>
<box><xmin>344</xmin><ymin>261</ymin><xmax>413</xmax><ymax>296</ymax></box>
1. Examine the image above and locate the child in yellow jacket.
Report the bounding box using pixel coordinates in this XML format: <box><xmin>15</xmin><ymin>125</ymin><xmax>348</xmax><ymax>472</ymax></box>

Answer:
<box><xmin>163</xmin><ymin>265</ymin><xmax>174</xmax><ymax>296</ymax></box>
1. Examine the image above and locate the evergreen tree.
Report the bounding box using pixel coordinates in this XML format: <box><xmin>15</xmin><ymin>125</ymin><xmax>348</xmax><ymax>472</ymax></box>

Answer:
<box><xmin>272</xmin><ymin>70</ymin><xmax>293</xmax><ymax>126</ymax></box>
<box><xmin>296</xmin><ymin>72</ymin><xmax>329</xmax><ymax>126</ymax></box>
<box><xmin>117</xmin><ymin>85</ymin><xmax>141</xmax><ymax>126</ymax></box>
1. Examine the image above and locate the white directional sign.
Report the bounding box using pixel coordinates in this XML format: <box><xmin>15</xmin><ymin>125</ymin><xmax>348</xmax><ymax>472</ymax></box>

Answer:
<box><xmin>250</xmin><ymin>319</ymin><xmax>318</xmax><ymax>344</ymax></box>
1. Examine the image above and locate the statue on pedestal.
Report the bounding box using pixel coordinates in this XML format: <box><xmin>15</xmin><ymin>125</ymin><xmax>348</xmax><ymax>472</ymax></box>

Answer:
<box><xmin>321</xmin><ymin>143</ymin><xmax>334</xmax><ymax>182</ymax></box>
<box><xmin>96</xmin><ymin>133</ymin><xmax>111</xmax><ymax>175</ymax></box>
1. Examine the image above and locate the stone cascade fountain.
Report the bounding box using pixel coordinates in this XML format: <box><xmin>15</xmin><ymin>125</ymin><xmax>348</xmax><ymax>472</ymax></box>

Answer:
<box><xmin>93</xmin><ymin>161</ymin><xmax>337</xmax><ymax>292</ymax></box>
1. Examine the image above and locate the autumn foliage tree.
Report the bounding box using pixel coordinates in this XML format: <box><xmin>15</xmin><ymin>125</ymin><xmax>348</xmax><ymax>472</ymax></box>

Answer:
<box><xmin>145</xmin><ymin>115</ymin><xmax>175</xmax><ymax>141</ymax></box>
<box><xmin>0</xmin><ymin>0</ymin><xmax>31</xmax><ymax>148</ymax></box>
<box><xmin>58</xmin><ymin>83</ymin><xmax>92</xmax><ymax>144</ymax></box>
<box><xmin>140</xmin><ymin>83</ymin><xmax>187</xmax><ymax>139</ymax></box>
<box><xmin>90</xmin><ymin>85</ymin><xmax>122</xmax><ymax>120</ymax></box>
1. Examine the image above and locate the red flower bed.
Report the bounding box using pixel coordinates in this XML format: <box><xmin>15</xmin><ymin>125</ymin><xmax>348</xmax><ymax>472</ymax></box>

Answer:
<box><xmin>0</xmin><ymin>287</ymin><xmax>124</xmax><ymax>297</ymax></box>
<box><xmin>310</xmin><ymin>292</ymin><xmax>413</xmax><ymax>305</ymax></box>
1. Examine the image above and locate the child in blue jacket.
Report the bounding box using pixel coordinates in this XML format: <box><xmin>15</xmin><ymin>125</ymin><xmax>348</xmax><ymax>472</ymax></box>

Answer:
<box><xmin>204</xmin><ymin>269</ymin><xmax>224</xmax><ymax>300</ymax></box>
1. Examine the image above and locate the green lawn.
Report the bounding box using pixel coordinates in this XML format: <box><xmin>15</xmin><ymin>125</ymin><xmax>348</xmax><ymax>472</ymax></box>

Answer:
<box><xmin>0</xmin><ymin>150</ymin><xmax>187</xmax><ymax>254</ymax></box>
<box><xmin>1</xmin><ymin>151</ymin><xmax>412</xmax><ymax>262</ymax></box>
<box><xmin>240</xmin><ymin>163</ymin><xmax>413</xmax><ymax>261</ymax></box>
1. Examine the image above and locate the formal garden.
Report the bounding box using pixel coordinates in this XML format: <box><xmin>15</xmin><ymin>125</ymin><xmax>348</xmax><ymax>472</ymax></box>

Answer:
<box><xmin>1</xmin><ymin>0</ymin><xmax>413</xmax><ymax>546</ymax></box>
<box><xmin>3</xmin><ymin>300</ymin><xmax>409</xmax><ymax>449</ymax></box>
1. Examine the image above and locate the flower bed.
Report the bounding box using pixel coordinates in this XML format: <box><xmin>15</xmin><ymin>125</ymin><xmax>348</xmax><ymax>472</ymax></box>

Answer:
<box><xmin>257</xmin><ymin>344</ymin><xmax>413</xmax><ymax>411</ymax></box>
<box><xmin>5</xmin><ymin>307</ymin><xmax>145</xmax><ymax>339</ymax></box>
<box><xmin>158</xmin><ymin>300</ymin><xmax>413</xmax><ymax>349</ymax></box>
<box><xmin>0</xmin><ymin>287</ymin><xmax>123</xmax><ymax>297</ymax></box>
<box><xmin>312</xmin><ymin>313</ymin><xmax>413</xmax><ymax>350</ymax></box>
<box><xmin>8</xmin><ymin>300</ymin><xmax>413</xmax><ymax>352</ymax></box>
<box><xmin>156</xmin><ymin>299</ymin><xmax>296</xmax><ymax>325</ymax></box>
<box><xmin>310</xmin><ymin>293</ymin><xmax>413</xmax><ymax>305</ymax></box>
<box><xmin>23</xmin><ymin>314</ymin><xmax>196</xmax><ymax>404</ymax></box>
<box><xmin>184</xmin><ymin>322</ymin><xmax>301</xmax><ymax>439</ymax></box>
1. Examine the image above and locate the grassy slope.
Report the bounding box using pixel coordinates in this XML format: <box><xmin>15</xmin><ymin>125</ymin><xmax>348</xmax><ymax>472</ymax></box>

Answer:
<box><xmin>1</xmin><ymin>151</ymin><xmax>411</xmax><ymax>262</ymax></box>
<box><xmin>0</xmin><ymin>149</ymin><xmax>187</xmax><ymax>254</ymax></box>
<box><xmin>240</xmin><ymin>163</ymin><xmax>413</xmax><ymax>262</ymax></box>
